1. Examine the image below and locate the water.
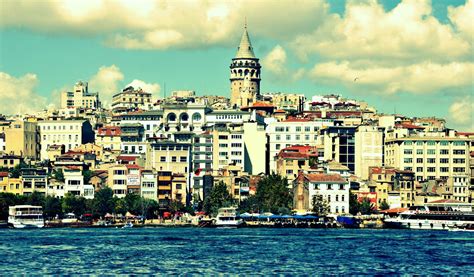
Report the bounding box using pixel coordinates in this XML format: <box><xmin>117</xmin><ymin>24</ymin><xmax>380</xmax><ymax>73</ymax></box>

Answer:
<box><xmin>1</xmin><ymin>228</ymin><xmax>473</xmax><ymax>274</ymax></box>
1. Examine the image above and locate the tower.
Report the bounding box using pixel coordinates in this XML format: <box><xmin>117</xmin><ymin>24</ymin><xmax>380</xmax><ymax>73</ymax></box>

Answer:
<box><xmin>230</xmin><ymin>25</ymin><xmax>261</xmax><ymax>108</ymax></box>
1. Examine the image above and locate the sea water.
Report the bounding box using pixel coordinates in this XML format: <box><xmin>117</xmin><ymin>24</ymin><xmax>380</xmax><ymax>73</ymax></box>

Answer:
<box><xmin>1</xmin><ymin>228</ymin><xmax>473</xmax><ymax>274</ymax></box>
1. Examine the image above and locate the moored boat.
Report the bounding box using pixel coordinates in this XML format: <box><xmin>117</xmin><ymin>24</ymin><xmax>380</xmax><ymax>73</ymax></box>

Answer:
<box><xmin>8</xmin><ymin>205</ymin><xmax>44</xmax><ymax>229</ymax></box>
<box><xmin>215</xmin><ymin>207</ymin><xmax>243</xmax><ymax>228</ymax></box>
<box><xmin>448</xmin><ymin>223</ymin><xmax>474</xmax><ymax>232</ymax></box>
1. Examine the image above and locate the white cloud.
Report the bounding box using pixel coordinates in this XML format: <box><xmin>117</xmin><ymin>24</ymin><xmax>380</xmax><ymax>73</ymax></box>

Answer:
<box><xmin>0</xmin><ymin>72</ymin><xmax>47</xmax><ymax>115</ymax></box>
<box><xmin>262</xmin><ymin>45</ymin><xmax>287</xmax><ymax>76</ymax></box>
<box><xmin>448</xmin><ymin>0</ymin><xmax>474</xmax><ymax>41</ymax></box>
<box><xmin>126</xmin><ymin>79</ymin><xmax>161</xmax><ymax>95</ymax></box>
<box><xmin>310</xmin><ymin>61</ymin><xmax>474</xmax><ymax>95</ymax></box>
<box><xmin>89</xmin><ymin>65</ymin><xmax>124</xmax><ymax>104</ymax></box>
<box><xmin>448</xmin><ymin>96</ymin><xmax>474</xmax><ymax>131</ymax></box>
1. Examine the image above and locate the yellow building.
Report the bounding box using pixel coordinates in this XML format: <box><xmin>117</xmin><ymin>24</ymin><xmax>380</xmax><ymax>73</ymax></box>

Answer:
<box><xmin>276</xmin><ymin>145</ymin><xmax>317</xmax><ymax>184</ymax></box>
<box><xmin>146</xmin><ymin>141</ymin><xmax>191</xmax><ymax>174</ymax></box>
<box><xmin>4</xmin><ymin>120</ymin><xmax>38</xmax><ymax>159</ymax></box>
<box><xmin>95</xmin><ymin>126</ymin><xmax>122</xmax><ymax>152</ymax></box>
<box><xmin>171</xmin><ymin>174</ymin><xmax>187</xmax><ymax>205</ymax></box>
<box><xmin>0</xmin><ymin>173</ymin><xmax>23</xmax><ymax>195</ymax></box>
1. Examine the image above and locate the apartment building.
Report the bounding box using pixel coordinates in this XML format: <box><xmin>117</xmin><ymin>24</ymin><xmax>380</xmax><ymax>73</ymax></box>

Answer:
<box><xmin>146</xmin><ymin>141</ymin><xmax>191</xmax><ymax>174</ymax></box>
<box><xmin>38</xmin><ymin>120</ymin><xmax>94</xmax><ymax>161</ymax></box>
<box><xmin>95</xmin><ymin>126</ymin><xmax>122</xmax><ymax>151</ymax></box>
<box><xmin>354</xmin><ymin>125</ymin><xmax>384</xmax><ymax>180</ymax></box>
<box><xmin>4</xmin><ymin>119</ymin><xmax>38</xmax><ymax>159</ymax></box>
<box><xmin>112</xmin><ymin>86</ymin><xmax>153</xmax><ymax>113</ymax></box>
<box><xmin>276</xmin><ymin>145</ymin><xmax>318</xmax><ymax>183</ymax></box>
<box><xmin>384</xmin><ymin>136</ymin><xmax>471</xmax><ymax>181</ymax></box>
<box><xmin>60</xmin><ymin>81</ymin><xmax>100</xmax><ymax>110</ymax></box>
<box><xmin>141</xmin><ymin>170</ymin><xmax>157</xmax><ymax>201</ymax></box>
<box><xmin>21</xmin><ymin>168</ymin><xmax>48</xmax><ymax>196</ymax></box>
<box><xmin>267</xmin><ymin>118</ymin><xmax>333</xmax><ymax>173</ymax></box>
<box><xmin>321</xmin><ymin>126</ymin><xmax>357</xmax><ymax>173</ymax></box>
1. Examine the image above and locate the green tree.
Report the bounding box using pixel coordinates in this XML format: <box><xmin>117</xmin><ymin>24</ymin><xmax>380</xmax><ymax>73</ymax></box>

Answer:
<box><xmin>62</xmin><ymin>193</ymin><xmax>86</xmax><ymax>216</ymax></box>
<box><xmin>83</xmin><ymin>170</ymin><xmax>93</xmax><ymax>184</ymax></box>
<box><xmin>360</xmin><ymin>198</ymin><xmax>375</xmax><ymax>215</ymax></box>
<box><xmin>142</xmin><ymin>198</ymin><xmax>159</xmax><ymax>220</ymax></box>
<box><xmin>43</xmin><ymin>196</ymin><xmax>62</xmax><ymax>219</ymax></box>
<box><xmin>238</xmin><ymin>195</ymin><xmax>259</xmax><ymax>213</ymax></box>
<box><xmin>255</xmin><ymin>173</ymin><xmax>292</xmax><ymax>214</ymax></box>
<box><xmin>379</xmin><ymin>200</ymin><xmax>390</xmax><ymax>211</ymax></box>
<box><xmin>0</xmin><ymin>193</ymin><xmax>25</xmax><ymax>220</ymax></box>
<box><xmin>92</xmin><ymin>187</ymin><xmax>115</xmax><ymax>217</ymax></box>
<box><xmin>349</xmin><ymin>192</ymin><xmax>360</xmax><ymax>215</ymax></box>
<box><xmin>203</xmin><ymin>181</ymin><xmax>234</xmax><ymax>216</ymax></box>
<box><xmin>168</xmin><ymin>199</ymin><xmax>185</xmax><ymax>214</ymax></box>
<box><xmin>9</xmin><ymin>162</ymin><xmax>27</xmax><ymax>178</ymax></box>
<box><xmin>114</xmin><ymin>197</ymin><xmax>127</xmax><ymax>215</ymax></box>
<box><xmin>53</xmin><ymin>169</ymin><xmax>65</xmax><ymax>182</ymax></box>
<box><xmin>311</xmin><ymin>194</ymin><xmax>330</xmax><ymax>216</ymax></box>
<box><xmin>26</xmin><ymin>191</ymin><xmax>45</xmax><ymax>206</ymax></box>
<box><xmin>124</xmin><ymin>193</ymin><xmax>141</xmax><ymax>215</ymax></box>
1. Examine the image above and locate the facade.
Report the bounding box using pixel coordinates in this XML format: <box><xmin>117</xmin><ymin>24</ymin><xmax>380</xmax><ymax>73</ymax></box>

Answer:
<box><xmin>21</xmin><ymin>168</ymin><xmax>48</xmax><ymax>196</ymax></box>
<box><xmin>4</xmin><ymin>120</ymin><xmax>38</xmax><ymax>159</ymax></box>
<box><xmin>276</xmin><ymin>145</ymin><xmax>318</xmax><ymax>183</ymax></box>
<box><xmin>230</xmin><ymin>26</ymin><xmax>261</xmax><ymax>108</ymax></box>
<box><xmin>38</xmin><ymin>120</ymin><xmax>94</xmax><ymax>161</ymax></box>
<box><xmin>60</xmin><ymin>81</ymin><xmax>100</xmax><ymax>110</ymax></box>
<box><xmin>95</xmin><ymin>126</ymin><xmax>122</xmax><ymax>151</ymax></box>
<box><xmin>262</xmin><ymin>92</ymin><xmax>306</xmax><ymax>112</ymax></box>
<box><xmin>384</xmin><ymin>136</ymin><xmax>471</xmax><ymax>181</ymax></box>
<box><xmin>107</xmin><ymin>165</ymin><xmax>128</xmax><ymax>198</ymax></box>
<box><xmin>322</xmin><ymin>126</ymin><xmax>357</xmax><ymax>173</ymax></box>
<box><xmin>140</xmin><ymin>170</ymin><xmax>157</xmax><ymax>201</ymax></box>
<box><xmin>451</xmin><ymin>175</ymin><xmax>470</xmax><ymax>202</ymax></box>
<box><xmin>293</xmin><ymin>173</ymin><xmax>349</xmax><ymax>214</ymax></box>
<box><xmin>354</xmin><ymin>125</ymin><xmax>384</xmax><ymax>180</ymax></box>
<box><xmin>112</xmin><ymin>86</ymin><xmax>153</xmax><ymax>113</ymax></box>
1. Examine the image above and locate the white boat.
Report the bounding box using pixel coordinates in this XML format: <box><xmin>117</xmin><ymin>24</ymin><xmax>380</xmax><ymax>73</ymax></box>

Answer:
<box><xmin>384</xmin><ymin>205</ymin><xmax>474</xmax><ymax>230</ymax></box>
<box><xmin>8</xmin><ymin>205</ymin><xmax>44</xmax><ymax>229</ymax></box>
<box><xmin>448</xmin><ymin>223</ymin><xmax>474</xmax><ymax>232</ymax></box>
<box><xmin>215</xmin><ymin>207</ymin><xmax>243</xmax><ymax>228</ymax></box>
<box><xmin>122</xmin><ymin>222</ymin><xmax>133</xmax><ymax>228</ymax></box>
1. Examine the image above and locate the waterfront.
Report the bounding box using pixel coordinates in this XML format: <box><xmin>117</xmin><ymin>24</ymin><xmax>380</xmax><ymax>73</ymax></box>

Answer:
<box><xmin>1</xmin><ymin>228</ymin><xmax>473</xmax><ymax>274</ymax></box>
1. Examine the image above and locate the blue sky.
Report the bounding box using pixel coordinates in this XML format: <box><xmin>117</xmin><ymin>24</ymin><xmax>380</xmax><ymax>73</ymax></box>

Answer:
<box><xmin>0</xmin><ymin>0</ymin><xmax>472</xmax><ymax>130</ymax></box>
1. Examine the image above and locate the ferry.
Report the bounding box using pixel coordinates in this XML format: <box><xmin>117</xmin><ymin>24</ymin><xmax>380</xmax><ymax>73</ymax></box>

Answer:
<box><xmin>448</xmin><ymin>223</ymin><xmax>474</xmax><ymax>232</ymax></box>
<box><xmin>8</xmin><ymin>205</ymin><xmax>44</xmax><ymax>229</ymax></box>
<box><xmin>384</xmin><ymin>205</ymin><xmax>474</xmax><ymax>230</ymax></box>
<box><xmin>214</xmin><ymin>207</ymin><xmax>243</xmax><ymax>228</ymax></box>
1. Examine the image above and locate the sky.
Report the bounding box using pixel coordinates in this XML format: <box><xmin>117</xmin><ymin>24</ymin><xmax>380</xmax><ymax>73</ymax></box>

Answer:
<box><xmin>0</xmin><ymin>0</ymin><xmax>472</xmax><ymax>131</ymax></box>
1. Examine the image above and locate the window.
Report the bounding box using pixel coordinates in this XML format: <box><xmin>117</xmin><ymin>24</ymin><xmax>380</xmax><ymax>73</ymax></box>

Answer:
<box><xmin>416</xmin><ymin>167</ymin><xmax>423</xmax><ymax>172</ymax></box>
<box><xmin>416</xmin><ymin>158</ymin><xmax>423</xmax><ymax>163</ymax></box>
<box><xmin>404</xmin><ymin>141</ymin><xmax>413</xmax><ymax>145</ymax></box>
<box><xmin>453</xmin><ymin>150</ymin><xmax>465</xmax><ymax>155</ymax></box>
<box><xmin>453</xmin><ymin>158</ymin><xmax>465</xmax><ymax>164</ymax></box>
<box><xmin>416</xmin><ymin>149</ymin><xmax>423</xmax><ymax>155</ymax></box>
<box><xmin>404</xmin><ymin>158</ymin><xmax>412</xmax><ymax>163</ymax></box>
<box><xmin>416</xmin><ymin>141</ymin><xmax>423</xmax><ymax>145</ymax></box>
<box><xmin>305</xmin><ymin>127</ymin><xmax>310</xmax><ymax>132</ymax></box>
<box><xmin>427</xmin><ymin>158</ymin><xmax>435</xmax><ymax>163</ymax></box>
<box><xmin>453</xmin><ymin>167</ymin><xmax>465</xmax><ymax>173</ymax></box>
<box><xmin>427</xmin><ymin>141</ymin><xmax>436</xmax><ymax>146</ymax></box>
<box><xmin>172</xmin><ymin>156</ymin><xmax>177</xmax><ymax>162</ymax></box>
<box><xmin>276</xmin><ymin>144</ymin><xmax>281</xmax><ymax>150</ymax></box>
<box><xmin>336</xmin><ymin>195</ymin><xmax>339</xmax><ymax>201</ymax></box>
<box><xmin>327</xmin><ymin>195</ymin><xmax>331</xmax><ymax>202</ymax></box>
<box><xmin>180</xmin><ymin>157</ymin><xmax>187</xmax><ymax>162</ymax></box>
<box><xmin>440</xmin><ymin>149</ymin><xmax>449</xmax><ymax>155</ymax></box>
<box><xmin>342</xmin><ymin>195</ymin><xmax>345</xmax><ymax>202</ymax></box>
<box><xmin>427</xmin><ymin>149</ymin><xmax>435</xmax><ymax>155</ymax></box>
<box><xmin>296</xmin><ymin>127</ymin><xmax>301</xmax><ymax>132</ymax></box>
<box><xmin>276</xmin><ymin>135</ymin><xmax>281</xmax><ymax>141</ymax></box>
<box><xmin>231</xmin><ymin>143</ymin><xmax>242</xmax><ymax>148</ymax></box>
<box><xmin>160</xmin><ymin>157</ymin><xmax>166</xmax><ymax>162</ymax></box>
<box><xmin>295</xmin><ymin>135</ymin><xmax>300</xmax><ymax>140</ymax></box>
<box><xmin>440</xmin><ymin>158</ymin><xmax>449</xmax><ymax>163</ymax></box>
<box><xmin>286</xmin><ymin>135</ymin><xmax>291</xmax><ymax>140</ymax></box>
<box><xmin>453</xmin><ymin>141</ymin><xmax>465</xmax><ymax>146</ymax></box>
<box><xmin>404</xmin><ymin>149</ymin><xmax>412</xmax><ymax>155</ymax></box>
<box><xmin>275</xmin><ymin>127</ymin><xmax>285</xmax><ymax>132</ymax></box>
<box><xmin>440</xmin><ymin>167</ymin><xmax>449</xmax><ymax>172</ymax></box>
<box><xmin>305</xmin><ymin>135</ymin><xmax>310</xmax><ymax>141</ymax></box>
<box><xmin>427</xmin><ymin>167</ymin><xmax>436</xmax><ymax>172</ymax></box>
<box><xmin>440</xmin><ymin>141</ymin><xmax>449</xmax><ymax>146</ymax></box>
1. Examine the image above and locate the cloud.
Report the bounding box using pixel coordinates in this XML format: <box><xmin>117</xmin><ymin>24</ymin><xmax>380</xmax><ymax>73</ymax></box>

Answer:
<box><xmin>262</xmin><ymin>45</ymin><xmax>306</xmax><ymax>82</ymax></box>
<box><xmin>89</xmin><ymin>65</ymin><xmax>124</xmax><ymax>104</ymax></box>
<box><xmin>0</xmin><ymin>72</ymin><xmax>47</xmax><ymax>115</ymax></box>
<box><xmin>448</xmin><ymin>0</ymin><xmax>474</xmax><ymax>41</ymax></box>
<box><xmin>0</xmin><ymin>0</ymin><xmax>329</xmax><ymax>50</ymax></box>
<box><xmin>448</xmin><ymin>96</ymin><xmax>474</xmax><ymax>131</ymax></box>
<box><xmin>292</xmin><ymin>0</ymin><xmax>472</xmax><ymax>64</ymax></box>
<box><xmin>126</xmin><ymin>79</ymin><xmax>161</xmax><ymax>95</ymax></box>
<box><xmin>309</xmin><ymin>61</ymin><xmax>474</xmax><ymax>95</ymax></box>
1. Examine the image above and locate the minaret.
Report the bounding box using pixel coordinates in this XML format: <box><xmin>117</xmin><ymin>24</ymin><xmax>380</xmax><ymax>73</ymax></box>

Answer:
<box><xmin>230</xmin><ymin>24</ymin><xmax>261</xmax><ymax>108</ymax></box>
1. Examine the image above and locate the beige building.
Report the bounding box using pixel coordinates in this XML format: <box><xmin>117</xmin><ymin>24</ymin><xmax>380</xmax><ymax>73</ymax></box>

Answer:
<box><xmin>146</xmin><ymin>141</ymin><xmax>191</xmax><ymax>174</ymax></box>
<box><xmin>95</xmin><ymin>126</ymin><xmax>122</xmax><ymax>152</ymax></box>
<box><xmin>262</xmin><ymin>92</ymin><xmax>306</xmax><ymax>112</ymax></box>
<box><xmin>276</xmin><ymin>145</ymin><xmax>318</xmax><ymax>183</ymax></box>
<box><xmin>385</xmin><ymin>136</ymin><xmax>471</xmax><ymax>182</ymax></box>
<box><xmin>355</xmin><ymin>125</ymin><xmax>384</xmax><ymax>180</ymax></box>
<box><xmin>38</xmin><ymin>119</ymin><xmax>95</xmax><ymax>161</ymax></box>
<box><xmin>171</xmin><ymin>173</ymin><xmax>187</xmax><ymax>205</ymax></box>
<box><xmin>230</xmin><ymin>26</ymin><xmax>261</xmax><ymax>108</ymax></box>
<box><xmin>112</xmin><ymin>86</ymin><xmax>153</xmax><ymax>113</ymax></box>
<box><xmin>60</xmin><ymin>81</ymin><xmax>100</xmax><ymax>110</ymax></box>
<box><xmin>4</xmin><ymin>120</ymin><xmax>38</xmax><ymax>159</ymax></box>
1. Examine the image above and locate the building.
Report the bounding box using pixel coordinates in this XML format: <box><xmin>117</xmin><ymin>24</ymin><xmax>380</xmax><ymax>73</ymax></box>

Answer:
<box><xmin>230</xmin><ymin>26</ymin><xmax>261</xmax><ymax>108</ymax></box>
<box><xmin>267</xmin><ymin>118</ymin><xmax>333</xmax><ymax>173</ymax></box>
<box><xmin>368</xmin><ymin>166</ymin><xmax>397</xmax><ymax>208</ymax></box>
<box><xmin>0</xmin><ymin>154</ymin><xmax>23</xmax><ymax>169</ymax></box>
<box><xmin>321</xmin><ymin>126</ymin><xmax>357</xmax><ymax>173</ymax></box>
<box><xmin>384</xmin><ymin>136</ymin><xmax>471</xmax><ymax>181</ymax></box>
<box><xmin>293</xmin><ymin>173</ymin><xmax>349</xmax><ymax>214</ymax></box>
<box><xmin>38</xmin><ymin>119</ymin><xmax>94</xmax><ymax>161</ymax></box>
<box><xmin>112</xmin><ymin>86</ymin><xmax>153</xmax><ymax>113</ymax></box>
<box><xmin>354</xmin><ymin>125</ymin><xmax>384</xmax><ymax>180</ymax></box>
<box><xmin>394</xmin><ymin>170</ymin><xmax>415</xmax><ymax>208</ymax></box>
<box><xmin>21</xmin><ymin>168</ymin><xmax>48</xmax><ymax>196</ymax></box>
<box><xmin>140</xmin><ymin>170</ymin><xmax>157</xmax><ymax>201</ymax></box>
<box><xmin>146</xmin><ymin>141</ymin><xmax>191</xmax><ymax>174</ymax></box>
<box><xmin>4</xmin><ymin>119</ymin><xmax>38</xmax><ymax>159</ymax></box>
<box><xmin>60</xmin><ymin>81</ymin><xmax>100</xmax><ymax>110</ymax></box>
<box><xmin>451</xmin><ymin>175</ymin><xmax>470</xmax><ymax>202</ymax></box>
<box><xmin>276</xmin><ymin>145</ymin><xmax>318</xmax><ymax>183</ymax></box>
<box><xmin>261</xmin><ymin>92</ymin><xmax>306</xmax><ymax>112</ymax></box>
<box><xmin>107</xmin><ymin>165</ymin><xmax>128</xmax><ymax>198</ymax></box>
<box><xmin>95</xmin><ymin>126</ymin><xmax>122</xmax><ymax>152</ymax></box>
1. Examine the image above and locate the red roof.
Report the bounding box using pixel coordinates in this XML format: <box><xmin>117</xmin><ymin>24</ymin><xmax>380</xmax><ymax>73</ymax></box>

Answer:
<box><xmin>395</xmin><ymin>123</ymin><xmax>424</xmax><ymax>129</ymax></box>
<box><xmin>97</xmin><ymin>126</ymin><xmax>122</xmax><ymax>136</ymax></box>
<box><xmin>252</xmin><ymin>101</ymin><xmax>274</xmax><ymax>108</ymax></box>
<box><xmin>117</xmin><ymin>156</ymin><xmax>137</xmax><ymax>162</ymax></box>
<box><xmin>274</xmin><ymin>109</ymin><xmax>286</xmax><ymax>113</ymax></box>
<box><xmin>278</xmin><ymin>145</ymin><xmax>318</xmax><ymax>159</ymax></box>
<box><xmin>370</xmin><ymin>167</ymin><xmax>396</xmax><ymax>175</ymax></box>
<box><xmin>380</xmin><ymin>208</ymin><xmax>408</xmax><ymax>214</ymax></box>
<box><xmin>305</xmin><ymin>173</ymin><xmax>346</xmax><ymax>183</ymax></box>
<box><xmin>428</xmin><ymin>199</ymin><xmax>466</xmax><ymax>204</ymax></box>
<box><xmin>283</xmin><ymin>117</ymin><xmax>311</xmax><ymax>122</ymax></box>
<box><xmin>0</xmin><ymin>172</ymin><xmax>8</xmax><ymax>177</ymax></box>
<box><xmin>125</xmin><ymin>164</ymin><xmax>142</xmax><ymax>170</ymax></box>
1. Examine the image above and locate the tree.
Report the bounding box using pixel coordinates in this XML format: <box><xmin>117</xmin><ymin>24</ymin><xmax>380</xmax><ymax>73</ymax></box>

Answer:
<box><xmin>124</xmin><ymin>193</ymin><xmax>141</xmax><ymax>215</ymax></box>
<box><xmin>203</xmin><ymin>181</ymin><xmax>234</xmax><ymax>216</ymax></box>
<box><xmin>255</xmin><ymin>173</ymin><xmax>292</xmax><ymax>214</ymax></box>
<box><xmin>114</xmin><ymin>197</ymin><xmax>127</xmax><ymax>215</ymax></box>
<box><xmin>92</xmin><ymin>187</ymin><xmax>115</xmax><ymax>217</ymax></box>
<box><xmin>311</xmin><ymin>194</ymin><xmax>330</xmax><ymax>216</ymax></box>
<box><xmin>62</xmin><ymin>193</ymin><xmax>86</xmax><ymax>216</ymax></box>
<box><xmin>168</xmin><ymin>199</ymin><xmax>185</xmax><ymax>214</ymax></box>
<box><xmin>44</xmin><ymin>196</ymin><xmax>62</xmax><ymax>219</ymax></box>
<box><xmin>379</xmin><ymin>200</ymin><xmax>390</xmax><ymax>211</ymax></box>
<box><xmin>360</xmin><ymin>198</ymin><xmax>375</xmax><ymax>215</ymax></box>
<box><xmin>349</xmin><ymin>192</ymin><xmax>360</xmax><ymax>215</ymax></box>
<box><xmin>26</xmin><ymin>191</ymin><xmax>45</xmax><ymax>206</ymax></box>
<box><xmin>53</xmin><ymin>169</ymin><xmax>65</xmax><ymax>182</ymax></box>
<box><xmin>83</xmin><ymin>170</ymin><xmax>93</xmax><ymax>184</ymax></box>
<box><xmin>0</xmin><ymin>193</ymin><xmax>25</xmax><ymax>220</ymax></box>
<box><xmin>9</xmin><ymin>162</ymin><xmax>27</xmax><ymax>178</ymax></box>
<box><xmin>238</xmin><ymin>195</ymin><xmax>259</xmax><ymax>214</ymax></box>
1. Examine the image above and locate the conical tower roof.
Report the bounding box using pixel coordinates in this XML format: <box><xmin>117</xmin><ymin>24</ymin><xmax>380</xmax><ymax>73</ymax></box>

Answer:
<box><xmin>235</xmin><ymin>26</ymin><xmax>256</xmax><ymax>59</ymax></box>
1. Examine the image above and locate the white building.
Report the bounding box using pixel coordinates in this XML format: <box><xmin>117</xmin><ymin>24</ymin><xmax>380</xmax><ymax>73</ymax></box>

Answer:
<box><xmin>267</xmin><ymin>118</ymin><xmax>334</xmax><ymax>173</ymax></box>
<box><xmin>60</xmin><ymin>81</ymin><xmax>100</xmax><ymax>110</ymax></box>
<box><xmin>141</xmin><ymin>170</ymin><xmax>157</xmax><ymax>201</ymax></box>
<box><xmin>451</xmin><ymin>175</ymin><xmax>470</xmax><ymax>202</ymax></box>
<box><xmin>112</xmin><ymin>86</ymin><xmax>153</xmax><ymax>113</ymax></box>
<box><xmin>38</xmin><ymin>120</ymin><xmax>95</xmax><ymax>161</ymax></box>
<box><xmin>355</xmin><ymin>125</ymin><xmax>384</xmax><ymax>180</ymax></box>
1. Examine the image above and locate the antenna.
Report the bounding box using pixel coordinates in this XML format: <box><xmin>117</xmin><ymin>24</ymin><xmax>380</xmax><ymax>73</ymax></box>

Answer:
<box><xmin>244</xmin><ymin>16</ymin><xmax>247</xmax><ymax>29</ymax></box>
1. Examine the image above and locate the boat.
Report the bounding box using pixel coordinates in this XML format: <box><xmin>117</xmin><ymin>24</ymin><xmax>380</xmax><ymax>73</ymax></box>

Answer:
<box><xmin>384</xmin><ymin>205</ymin><xmax>474</xmax><ymax>230</ymax></box>
<box><xmin>122</xmin><ymin>222</ymin><xmax>133</xmax><ymax>228</ymax></box>
<box><xmin>214</xmin><ymin>207</ymin><xmax>243</xmax><ymax>228</ymax></box>
<box><xmin>8</xmin><ymin>205</ymin><xmax>44</xmax><ymax>229</ymax></box>
<box><xmin>448</xmin><ymin>223</ymin><xmax>474</xmax><ymax>232</ymax></box>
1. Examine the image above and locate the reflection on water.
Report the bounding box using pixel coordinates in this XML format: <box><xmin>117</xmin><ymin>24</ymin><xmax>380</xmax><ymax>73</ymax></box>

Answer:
<box><xmin>1</xmin><ymin>228</ymin><xmax>473</xmax><ymax>274</ymax></box>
